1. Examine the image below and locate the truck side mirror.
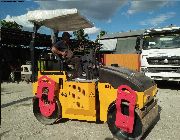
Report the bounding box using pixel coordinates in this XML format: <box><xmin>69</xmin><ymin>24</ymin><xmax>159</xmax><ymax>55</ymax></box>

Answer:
<box><xmin>135</xmin><ymin>36</ymin><xmax>142</xmax><ymax>54</ymax></box>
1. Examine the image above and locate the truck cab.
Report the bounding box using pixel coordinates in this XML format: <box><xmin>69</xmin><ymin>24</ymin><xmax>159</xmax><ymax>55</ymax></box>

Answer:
<box><xmin>140</xmin><ymin>27</ymin><xmax>180</xmax><ymax>82</ymax></box>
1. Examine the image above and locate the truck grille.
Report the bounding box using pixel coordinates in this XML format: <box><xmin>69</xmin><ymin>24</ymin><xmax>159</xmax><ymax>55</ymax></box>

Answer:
<box><xmin>147</xmin><ymin>57</ymin><xmax>180</xmax><ymax>66</ymax></box>
<box><xmin>147</xmin><ymin>67</ymin><xmax>180</xmax><ymax>73</ymax></box>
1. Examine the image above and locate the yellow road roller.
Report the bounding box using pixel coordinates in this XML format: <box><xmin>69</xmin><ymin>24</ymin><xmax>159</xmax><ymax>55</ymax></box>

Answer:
<box><xmin>27</xmin><ymin>9</ymin><xmax>159</xmax><ymax>140</ymax></box>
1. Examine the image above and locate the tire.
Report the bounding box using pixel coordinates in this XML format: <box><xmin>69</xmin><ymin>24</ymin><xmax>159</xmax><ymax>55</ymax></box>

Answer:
<box><xmin>9</xmin><ymin>72</ymin><xmax>15</xmax><ymax>82</ymax></box>
<box><xmin>33</xmin><ymin>96</ymin><xmax>62</xmax><ymax>125</ymax></box>
<box><xmin>107</xmin><ymin>104</ymin><xmax>143</xmax><ymax>140</ymax></box>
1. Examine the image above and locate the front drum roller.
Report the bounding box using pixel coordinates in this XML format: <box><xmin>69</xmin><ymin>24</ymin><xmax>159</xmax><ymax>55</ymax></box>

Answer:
<box><xmin>107</xmin><ymin>85</ymin><xmax>158</xmax><ymax>140</ymax></box>
<box><xmin>107</xmin><ymin>105</ymin><xmax>143</xmax><ymax>140</ymax></box>
<box><xmin>33</xmin><ymin>75</ymin><xmax>61</xmax><ymax>125</ymax></box>
<box><xmin>33</xmin><ymin>96</ymin><xmax>61</xmax><ymax>125</ymax></box>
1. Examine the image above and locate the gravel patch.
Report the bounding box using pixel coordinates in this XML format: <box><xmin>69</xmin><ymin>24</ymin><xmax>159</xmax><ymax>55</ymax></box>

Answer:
<box><xmin>1</xmin><ymin>81</ymin><xmax>180</xmax><ymax>140</ymax></box>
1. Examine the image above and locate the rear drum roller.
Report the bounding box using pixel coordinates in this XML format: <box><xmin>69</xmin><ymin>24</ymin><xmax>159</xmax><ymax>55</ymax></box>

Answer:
<box><xmin>107</xmin><ymin>105</ymin><xmax>143</xmax><ymax>140</ymax></box>
<box><xmin>33</xmin><ymin>96</ymin><xmax>61</xmax><ymax>125</ymax></box>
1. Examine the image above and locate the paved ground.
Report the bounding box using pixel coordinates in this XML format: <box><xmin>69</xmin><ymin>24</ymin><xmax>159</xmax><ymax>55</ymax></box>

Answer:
<box><xmin>1</xmin><ymin>81</ymin><xmax>180</xmax><ymax>140</ymax></box>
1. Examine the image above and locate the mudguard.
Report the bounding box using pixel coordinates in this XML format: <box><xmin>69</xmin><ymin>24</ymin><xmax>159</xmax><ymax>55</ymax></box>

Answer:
<box><xmin>36</xmin><ymin>75</ymin><xmax>56</xmax><ymax>117</ymax></box>
<box><xmin>115</xmin><ymin>85</ymin><xmax>136</xmax><ymax>133</ymax></box>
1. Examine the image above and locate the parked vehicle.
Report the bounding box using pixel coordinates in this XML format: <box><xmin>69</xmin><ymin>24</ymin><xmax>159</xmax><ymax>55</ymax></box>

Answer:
<box><xmin>99</xmin><ymin>26</ymin><xmax>180</xmax><ymax>82</ymax></box>
<box><xmin>140</xmin><ymin>27</ymin><xmax>180</xmax><ymax>82</ymax></box>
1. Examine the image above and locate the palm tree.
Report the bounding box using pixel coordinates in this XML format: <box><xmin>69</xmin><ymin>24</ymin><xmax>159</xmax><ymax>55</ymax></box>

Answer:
<box><xmin>95</xmin><ymin>30</ymin><xmax>107</xmax><ymax>43</ymax></box>
<box><xmin>73</xmin><ymin>29</ymin><xmax>89</xmax><ymax>41</ymax></box>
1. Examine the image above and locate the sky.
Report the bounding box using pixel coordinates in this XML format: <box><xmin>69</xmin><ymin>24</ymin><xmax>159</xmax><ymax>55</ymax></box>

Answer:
<box><xmin>0</xmin><ymin>0</ymin><xmax>180</xmax><ymax>40</ymax></box>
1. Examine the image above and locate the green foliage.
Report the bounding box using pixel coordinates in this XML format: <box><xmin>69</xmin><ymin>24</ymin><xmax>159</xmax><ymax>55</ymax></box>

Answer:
<box><xmin>73</xmin><ymin>29</ymin><xmax>89</xmax><ymax>41</ymax></box>
<box><xmin>1</xmin><ymin>20</ymin><xmax>23</xmax><ymax>30</ymax></box>
<box><xmin>95</xmin><ymin>30</ymin><xmax>107</xmax><ymax>43</ymax></box>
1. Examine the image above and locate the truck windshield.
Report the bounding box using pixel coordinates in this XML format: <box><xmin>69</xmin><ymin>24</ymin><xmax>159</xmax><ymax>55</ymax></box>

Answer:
<box><xmin>143</xmin><ymin>34</ymin><xmax>180</xmax><ymax>49</ymax></box>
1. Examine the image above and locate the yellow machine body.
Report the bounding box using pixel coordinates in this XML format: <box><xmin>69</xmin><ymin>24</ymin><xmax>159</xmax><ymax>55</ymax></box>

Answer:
<box><xmin>33</xmin><ymin>71</ymin><xmax>158</xmax><ymax>123</ymax></box>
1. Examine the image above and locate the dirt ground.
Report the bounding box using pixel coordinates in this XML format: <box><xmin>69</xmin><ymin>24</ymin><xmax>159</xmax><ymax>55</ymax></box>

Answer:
<box><xmin>1</xmin><ymin>81</ymin><xmax>180</xmax><ymax>140</ymax></box>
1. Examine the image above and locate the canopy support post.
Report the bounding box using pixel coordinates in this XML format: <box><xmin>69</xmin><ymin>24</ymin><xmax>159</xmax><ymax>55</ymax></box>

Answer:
<box><xmin>30</xmin><ymin>23</ymin><xmax>41</xmax><ymax>82</ymax></box>
<box><xmin>51</xmin><ymin>29</ymin><xmax>59</xmax><ymax>44</ymax></box>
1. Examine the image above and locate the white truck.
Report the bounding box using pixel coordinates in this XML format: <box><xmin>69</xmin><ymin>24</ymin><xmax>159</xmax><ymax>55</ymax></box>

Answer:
<box><xmin>140</xmin><ymin>26</ymin><xmax>180</xmax><ymax>82</ymax></box>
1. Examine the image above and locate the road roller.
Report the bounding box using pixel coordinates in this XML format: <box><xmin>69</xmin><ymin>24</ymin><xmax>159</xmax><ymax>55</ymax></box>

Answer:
<box><xmin>27</xmin><ymin>9</ymin><xmax>159</xmax><ymax>140</ymax></box>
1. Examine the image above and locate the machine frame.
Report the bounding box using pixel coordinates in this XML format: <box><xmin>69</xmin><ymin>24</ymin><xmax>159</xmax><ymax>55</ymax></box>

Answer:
<box><xmin>28</xmin><ymin>9</ymin><xmax>159</xmax><ymax>140</ymax></box>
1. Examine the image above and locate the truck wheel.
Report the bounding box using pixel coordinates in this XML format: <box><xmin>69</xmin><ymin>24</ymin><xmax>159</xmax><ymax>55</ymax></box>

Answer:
<box><xmin>107</xmin><ymin>105</ymin><xmax>142</xmax><ymax>140</ymax></box>
<box><xmin>33</xmin><ymin>96</ymin><xmax>61</xmax><ymax>125</ymax></box>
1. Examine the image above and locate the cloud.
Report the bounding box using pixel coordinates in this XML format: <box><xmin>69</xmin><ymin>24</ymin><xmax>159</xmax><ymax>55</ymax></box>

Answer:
<box><xmin>4</xmin><ymin>14</ymin><xmax>33</xmax><ymax>31</ymax></box>
<box><xmin>84</xmin><ymin>27</ymin><xmax>101</xmax><ymax>34</ymax></box>
<box><xmin>107</xmin><ymin>19</ymin><xmax>112</xmax><ymax>23</ymax></box>
<box><xmin>3</xmin><ymin>0</ymin><xmax>125</xmax><ymax>33</ymax></box>
<box><xmin>36</xmin><ymin>0</ymin><xmax>126</xmax><ymax>20</ymax></box>
<box><xmin>139</xmin><ymin>12</ymin><xmax>176</xmax><ymax>26</ymax></box>
<box><xmin>3</xmin><ymin>12</ymin><xmax>100</xmax><ymax>35</ymax></box>
<box><xmin>127</xmin><ymin>1</ymin><xmax>171</xmax><ymax>15</ymax></box>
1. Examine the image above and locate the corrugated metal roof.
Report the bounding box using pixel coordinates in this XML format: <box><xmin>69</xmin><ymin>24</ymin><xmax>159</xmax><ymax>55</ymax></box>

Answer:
<box><xmin>100</xmin><ymin>30</ymin><xmax>145</xmax><ymax>39</ymax></box>
<box><xmin>145</xmin><ymin>27</ymin><xmax>180</xmax><ymax>34</ymax></box>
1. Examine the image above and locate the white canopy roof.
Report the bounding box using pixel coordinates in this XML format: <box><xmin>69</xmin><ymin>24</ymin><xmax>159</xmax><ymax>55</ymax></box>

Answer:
<box><xmin>27</xmin><ymin>8</ymin><xmax>93</xmax><ymax>31</ymax></box>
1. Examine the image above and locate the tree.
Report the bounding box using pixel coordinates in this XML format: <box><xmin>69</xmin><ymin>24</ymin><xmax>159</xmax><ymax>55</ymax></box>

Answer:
<box><xmin>1</xmin><ymin>20</ymin><xmax>23</xmax><ymax>30</ymax></box>
<box><xmin>73</xmin><ymin>29</ymin><xmax>89</xmax><ymax>41</ymax></box>
<box><xmin>95</xmin><ymin>30</ymin><xmax>107</xmax><ymax>43</ymax></box>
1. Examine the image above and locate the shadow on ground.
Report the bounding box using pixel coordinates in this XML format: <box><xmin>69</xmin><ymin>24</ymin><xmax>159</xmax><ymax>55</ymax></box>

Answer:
<box><xmin>156</xmin><ymin>81</ymin><xmax>180</xmax><ymax>90</ymax></box>
<box><xmin>1</xmin><ymin>97</ymin><xmax>32</xmax><ymax>108</ymax></box>
<box><xmin>0</xmin><ymin>130</ymin><xmax>11</xmax><ymax>137</ymax></box>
